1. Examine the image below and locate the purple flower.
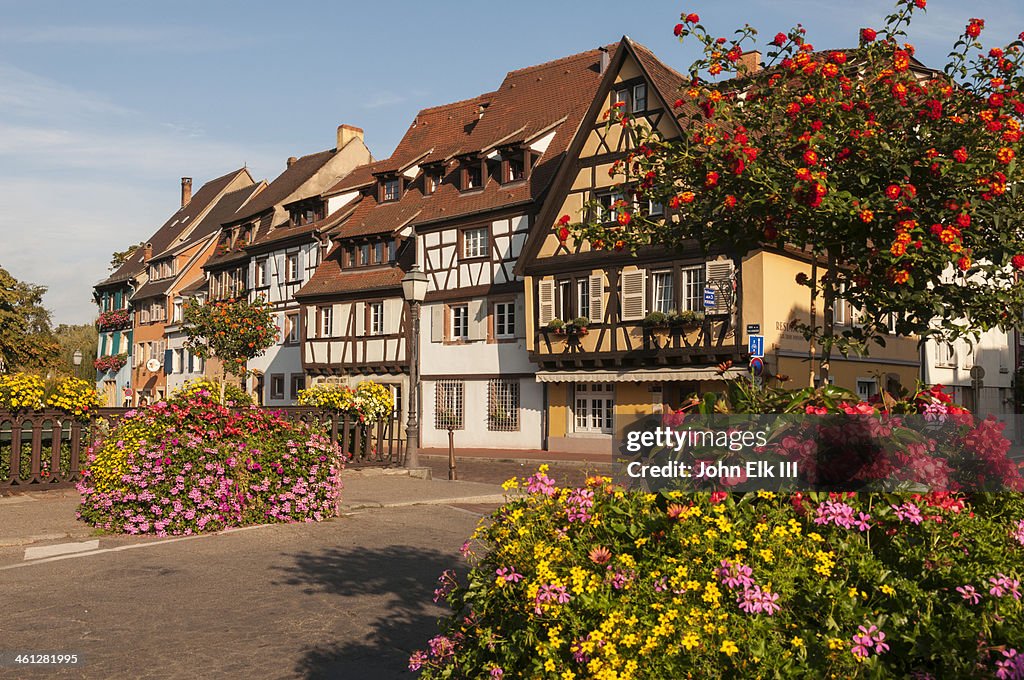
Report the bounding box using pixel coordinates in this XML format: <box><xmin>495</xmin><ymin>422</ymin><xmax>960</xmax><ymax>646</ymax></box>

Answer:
<box><xmin>534</xmin><ymin>583</ymin><xmax>570</xmax><ymax>613</ymax></box>
<box><xmin>718</xmin><ymin>559</ymin><xmax>755</xmax><ymax>590</ymax></box>
<box><xmin>565</xmin><ymin>488</ymin><xmax>595</xmax><ymax>523</ymax></box>
<box><xmin>737</xmin><ymin>585</ymin><xmax>781</xmax><ymax>615</ymax></box>
<box><xmin>489</xmin><ymin>667</ymin><xmax>504</xmax><ymax>679</ymax></box>
<box><xmin>996</xmin><ymin>648</ymin><xmax>1024</xmax><ymax>680</ymax></box>
<box><xmin>495</xmin><ymin>567</ymin><xmax>523</xmax><ymax>584</ymax></box>
<box><xmin>1013</xmin><ymin>520</ymin><xmax>1024</xmax><ymax>548</ymax></box>
<box><xmin>891</xmin><ymin>502</ymin><xmax>924</xmax><ymax>525</ymax></box>
<box><xmin>815</xmin><ymin>500</ymin><xmax>857</xmax><ymax>529</ymax></box>
<box><xmin>408</xmin><ymin>650</ymin><xmax>428</xmax><ymax>671</ymax></box>
<box><xmin>525</xmin><ymin>471</ymin><xmax>557</xmax><ymax>496</ymax></box>
<box><xmin>427</xmin><ymin>635</ymin><xmax>454</xmax><ymax>660</ymax></box>
<box><xmin>851</xmin><ymin>624</ymin><xmax>889</xmax><ymax>659</ymax></box>
<box><xmin>957</xmin><ymin>584</ymin><xmax>981</xmax><ymax>605</ymax></box>
<box><xmin>989</xmin><ymin>573</ymin><xmax>1022</xmax><ymax>600</ymax></box>
<box><xmin>853</xmin><ymin>511</ymin><xmax>873</xmax><ymax>532</ymax></box>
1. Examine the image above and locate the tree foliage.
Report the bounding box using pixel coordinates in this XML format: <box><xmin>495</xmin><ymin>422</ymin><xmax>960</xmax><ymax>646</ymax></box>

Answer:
<box><xmin>571</xmin><ymin>0</ymin><xmax>1024</xmax><ymax>375</ymax></box>
<box><xmin>108</xmin><ymin>242</ymin><xmax>145</xmax><ymax>272</ymax></box>
<box><xmin>181</xmin><ymin>296</ymin><xmax>278</xmax><ymax>381</ymax></box>
<box><xmin>0</xmin><ymin>266</ymin><xmax>58</xmax><ymax>372</ymax></box>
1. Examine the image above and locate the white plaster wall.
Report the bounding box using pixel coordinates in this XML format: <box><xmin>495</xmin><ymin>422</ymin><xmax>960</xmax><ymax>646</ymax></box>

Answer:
<box><xmin>421</xmin><ymin>377</ymin><xmax>543</xmax><ymax>449</ymax></box>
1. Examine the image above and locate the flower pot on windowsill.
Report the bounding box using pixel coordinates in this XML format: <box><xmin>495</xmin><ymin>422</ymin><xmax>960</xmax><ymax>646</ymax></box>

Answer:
<box><xmin>642</xmin><ymin>312</ymin><xmax>671</xmax><ymax>342</ymax></box>
<box><xmin>669</xmin><ymin>310</ymin><xmax>705</xmax><ymax>333</ymax></box>
<box><xmin>565</xmin><ymin>317</ymin><xmax>591</xmax><ymax>340</ymax></box>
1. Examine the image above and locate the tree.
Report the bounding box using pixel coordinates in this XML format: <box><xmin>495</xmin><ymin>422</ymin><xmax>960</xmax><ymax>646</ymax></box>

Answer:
<box><xmin>571</xmin><ymin>0</ymin><xmax>1024</xmax><ymax>384</ymax></box>
<box><xmin>0</xmin><ymin>266</ymin><xmax>58</xmax><ymax>373</ymax></box>
<box><xmin>108</xmin><ymin>242</ymin><xmax>145</xmax><ymax>272</ymax></box>
<box><xmin>53</xmin><ymin>323</ymin><xmax>98</xmax><ymax>381</ymax></box>
<box><xmin>181</xmin><ymin>296</ymin><xmax>278</xmax><ymax>402</ymax></box>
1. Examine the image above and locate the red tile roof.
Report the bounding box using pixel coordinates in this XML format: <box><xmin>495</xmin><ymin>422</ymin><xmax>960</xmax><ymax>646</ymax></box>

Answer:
<box><xmin>295</xmin><ymin>260</ymin><xmax>405</xmax><ymax>299</ymax></box>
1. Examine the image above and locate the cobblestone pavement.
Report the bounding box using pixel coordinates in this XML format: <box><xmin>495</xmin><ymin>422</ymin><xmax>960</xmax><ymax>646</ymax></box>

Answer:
<box><xmin>0</xmin><ymin>505</ymin><xmax>485</xmax><ymax>680</ymax></box>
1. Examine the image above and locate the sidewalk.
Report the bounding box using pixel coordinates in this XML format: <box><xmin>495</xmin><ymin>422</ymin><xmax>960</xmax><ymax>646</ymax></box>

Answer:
<box><xmin>0</xmin><ymin>470</ymin><xmax>506</xmax><ymax>552</ymax></box>
<box><xmin>419</xmin><ymin>446</ymin><xmax>609</xmax><ymax>464</ymax></box>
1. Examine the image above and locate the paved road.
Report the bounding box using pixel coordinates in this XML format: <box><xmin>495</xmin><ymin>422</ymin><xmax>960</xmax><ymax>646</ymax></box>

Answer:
<box><xmin>421</xmin><ymin>454</ymin><xmax>611</xmax><ymax>488</ymax></box>
<box><xmin>0</xmin><ymin>504</ymin><xmax>486</xmax><ymax>680</ymax></box>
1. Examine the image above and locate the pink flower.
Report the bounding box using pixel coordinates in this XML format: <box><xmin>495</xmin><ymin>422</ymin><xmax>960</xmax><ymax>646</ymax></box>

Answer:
<box><xmin>495</xmin><ymin>567</ymin><xmax>523</xmax><ymax>584</ymax></box>
<box><xmin>956</xmin><ymin>584</ymin><xmax>981</xmax><ymax>604</ymax></box>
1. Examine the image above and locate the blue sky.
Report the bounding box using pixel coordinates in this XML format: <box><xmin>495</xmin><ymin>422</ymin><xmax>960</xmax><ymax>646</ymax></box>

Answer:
<box><xmin>1</xmin><ymin>0</ymin><xmax>1021</xmax><ymax>324</ymax></box>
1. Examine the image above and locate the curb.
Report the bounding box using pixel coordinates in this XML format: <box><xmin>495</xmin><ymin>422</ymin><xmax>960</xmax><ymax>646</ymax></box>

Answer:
<box><xmin>339</xmin><ymin>493</ymin><xmax>507</xmax><ymax>513</ymax></box>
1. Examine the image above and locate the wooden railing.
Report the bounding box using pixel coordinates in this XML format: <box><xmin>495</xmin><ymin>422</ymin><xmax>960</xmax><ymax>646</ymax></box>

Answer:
<box><xmin>0</xmin><ymin>407</ymin><xmax>404</xmax><ymax>492</ymax></box>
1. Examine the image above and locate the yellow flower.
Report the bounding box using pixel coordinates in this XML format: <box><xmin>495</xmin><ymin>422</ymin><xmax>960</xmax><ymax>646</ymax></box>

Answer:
<box><xmin>720</xmin><ymin>640</ymin><xmax>739</xmax><ymax>656</ymax></box>
<box><xmin>880</xmin><ymin>584</ymin><xmax>896</xmax><ymax>596</ymax></box>
<box><xmin>791</xmin><ymin>637</ymin><xmax>804</xmax><ymax>648</ymax></box>
<box><xmin>680</xmin><ymin>632</ymin><xmax>700</xmax><ymax>650</ymax></box>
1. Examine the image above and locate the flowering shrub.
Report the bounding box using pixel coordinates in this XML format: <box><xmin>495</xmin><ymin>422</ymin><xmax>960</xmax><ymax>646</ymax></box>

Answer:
<box><xmin>297</xmin><ymin>381</ymin><xmax>394</xmax><ymax>422</ymax></box>
<box><xmin>44</xmin><ymin>377</ymin><xmax>100</xmax><ymax>421</ymax></box>
<box><xmin>93</xmin><ymin>354</ymin><xmax>127</xmax><ymax>373</ymax></box>
<box><xmin>96</xmin><ymin>309</ymin><xmax>131</xmax><ymax>331</ymax></box>
<box><xmin>77</xmin><ymin>389</ymin><xmax>342</xmax><ymax>535</ymax></box>
<box><xmin>413</xmin><ymin>469</ymin><xmax>1024</xmax><ymax>678</ymax></box>
<box><xmin>0</xmin><ymin>373</ymin><xmax>45</xmax><ymax>411</ymax></box>
<box><xmin>170</xmin><ymin>377</ymin><xmax>252</xmax><ymax>406</ymax></box>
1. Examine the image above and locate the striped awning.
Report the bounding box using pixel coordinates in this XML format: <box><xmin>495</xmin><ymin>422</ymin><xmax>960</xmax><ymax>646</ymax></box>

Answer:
<box><xmin>535</xmin><ymin>367</ymin><xmax>746</xmax><ymax>383</ymax></box>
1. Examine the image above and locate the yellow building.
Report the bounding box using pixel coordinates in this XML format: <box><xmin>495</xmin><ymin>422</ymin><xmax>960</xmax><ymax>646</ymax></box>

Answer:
<box><xmin>516</xmin><ymin>39</ymin><xmax>919</xmax><ymax>454</ymax></box>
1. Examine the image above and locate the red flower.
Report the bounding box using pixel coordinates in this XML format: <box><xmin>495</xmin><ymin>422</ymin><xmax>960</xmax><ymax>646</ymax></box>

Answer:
<box><xmin>861</xmin><ymin>28</ymin><xmax>877</xmax><ymax>42</ymax></box>
<box><xmin>685</xmin><ymin>12</ymin><xmax>699</xmax><ymax>23</ymax></box>
<box><xmin>859</xmin><ymin>209</ymin><xmax>874</xmax><ymax>223</ymax></box>
<box><xmin>705</xmin><ymin>171</ymin><xmax>719</xmax><ymax>187</ymax></box>
<box><xmin>966</xmin><ymin>18</ymin><xmax>984</xmax><ymax>39</ymax></box>
<box><xmin>1012</xmin><ymin>254</ymin><xmax>1024</xmax><ymax>270</ymax></box>
<box><xmin>989</xmin><ymin>93</ymin><xmax>1005</xmax><ymax>108</ymax></box>
<box><xmin>957</xmin><ymin>256</ymin><xmax>971</xmax><ymax>271</ymax></box>
<box><xmin>997</xmin><ymin>147</ymin><xmax>1015</xmax><ymax>164</ymax></box>
<box><xmin>557</xmin><ymin>226</ymin><xmax>570</xmax><ymax>242</ymax></box>
<box><xmin>617</xmin><ymin>212</ymin><xmax>632</xmax><ymax>226</ymax></box>
<box><xmin>724</xmin><ymin>195</ymin><xmax>737</xmax><ymax>209</ymax></box>
<box><xmin>885</xmin><ymin>184</ymin><xmax>901</xmax><ymax>200</ymax></box>
<box><xmin>830</xmin><ymin>51</ymin><xmax>847</xmax><ymax>64</ymax></box>
<box><xmin>557</xmin><ymin>214</ymin><xmax>571</xmax><ymax>226</ymax></box>
<box><xmin>772</xmin><ymin>32</ymin><xmax>787</xmax><ymax>46</ymax></box>
<box><xmin>957</xmin><ymin>213</ymin><xmax>971</xmax><ymax>228</ymax></box>
<box><xmin>803</xmin><ymin>150</ymin><xmax>819</xmax><ymax>166</ymax></box>
<box><xmin>914</xmin><ymin>0</ymin><xmax>926</xmax><ymax>7</ymax></box>
<box><xmin>953</xmin><ymin>147</ymin><xmax>968</xmax><ymax>162</ymax></box>
<box><xmin>674</xmin><ymin>23</ymin><xmax>684</xmax><ymax>36</ymax></box>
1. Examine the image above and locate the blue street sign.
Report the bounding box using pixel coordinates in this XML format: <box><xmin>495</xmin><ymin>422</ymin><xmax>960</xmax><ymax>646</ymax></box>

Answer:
<box><xmin>748</xmin><ymin>334</ymin><xmax>765</xmax><ymax>358</ymax></box>
<box><xmin>749</xmin><ymin>356</ymin><xmax>765</xmax><ymax>377</ymax></box>
<box><xmin>703</xmin><ymin>288</ymin><xmax>717</xmax><ymax>308</ymax></box>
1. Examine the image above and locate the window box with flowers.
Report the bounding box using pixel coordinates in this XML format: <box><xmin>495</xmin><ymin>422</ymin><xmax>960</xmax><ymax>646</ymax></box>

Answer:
<box><xmin>566</xmin><ymin>316</ymin><xmax>590</xmax><ymax>338</ymax></box>
<box><xmin>669</xmin><ymin>309</ymin><xmax>705</xmax><ymax>331</ymax></box>
<box><xmin>94</xmin><ymin>354</ymin><xmax>128</xmax><ymax>374</ymax></box>
<box><xmin>96</xmin><ymin>309</ymin><xmax>132</xmax><ymax>331</ymax></box>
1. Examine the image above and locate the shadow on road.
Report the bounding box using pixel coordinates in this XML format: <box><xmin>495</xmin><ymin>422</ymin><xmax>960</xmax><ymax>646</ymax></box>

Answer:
<box><xmin>275</xmin><ymin>544</ymin><xmax>457</xmax><ymax>679</ymax></box>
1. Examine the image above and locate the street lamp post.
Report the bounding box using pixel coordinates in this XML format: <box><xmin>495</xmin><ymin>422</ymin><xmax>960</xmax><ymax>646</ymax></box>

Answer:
<box><xmin>72</xmin><ymin>349</ymin><xmax>83</xmax><ymax>381</ymax></box>
<box><xmin>401</xmin><ymin>265</ymin><xmax>428</xmax><ymax>469</ymax></box>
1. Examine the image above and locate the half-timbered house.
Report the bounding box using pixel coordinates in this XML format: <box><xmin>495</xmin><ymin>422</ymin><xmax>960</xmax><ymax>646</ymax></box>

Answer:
<box><xmin>517</xmin><ymin>39</ymin><xmax>921</xmax><ymax>453</ymax></box>
<box><xmin>298</xmin><ymin>45</ymin><xmax>615</xmax><ymax>449</ymax></box>
<box><xmin>202</xmin><ymin>126</ymin><xmax>372</xmax><ymax>405</ymax></box>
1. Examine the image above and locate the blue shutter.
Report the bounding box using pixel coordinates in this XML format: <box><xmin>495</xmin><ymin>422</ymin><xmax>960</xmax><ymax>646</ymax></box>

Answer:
<box><xmin>114</xmin><ymin>290</ymin><xmax>122</xmax><ymax>308</ymax></box>
<box><xmin>164</xmin><ymin>349</ymin><xmax>173</xmax><ymax>374</ymax></box>
<box><xmin>112</xmin><ymin>331</ymin><xmax>121</xmax><ymax>354</ymax></box>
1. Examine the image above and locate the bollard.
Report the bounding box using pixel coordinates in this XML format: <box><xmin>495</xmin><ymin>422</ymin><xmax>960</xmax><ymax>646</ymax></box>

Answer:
<box><xmin>448</xmin><ymin>427</ymin><xmax>457</xmax><ymax>480</ymax></box>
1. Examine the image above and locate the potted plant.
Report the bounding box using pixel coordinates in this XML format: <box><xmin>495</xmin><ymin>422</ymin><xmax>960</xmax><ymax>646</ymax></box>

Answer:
<box><xmin>670</xmin><ymin>309</ymin><xmax>705</xmax><ymax>331</ymax></box>
<box><xmin>567</xmin><ymin>317</ymin><xmax>591</xmax><ymax>338</ymax></box>
<box><xmin>546</xmin><ymin>318</ymin><xmax>566</xmax><ymax>336</ymax></box>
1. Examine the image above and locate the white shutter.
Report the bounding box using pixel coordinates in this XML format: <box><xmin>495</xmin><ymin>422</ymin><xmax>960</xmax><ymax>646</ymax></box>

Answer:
<box><xmin>468</xmin><ymin>298</ymin><xmax>486</xmax><ymax>341</ymax></box>
<box><xmin>620</xmin><ymin>269</ymin><xmax>646</xmax><ymax>321</ymax></box>
<box><xmin>354</xmin><ymin>303</ymin><xmax>365</xmax><ymax>337</ymax></box>
<box><xmin>430</xmin><ymin>304</ymin><xmax>444</xmax><ymax>343</ymax></box>
<box><xmin>538</xmin><ymin>279</ymin><xmax>555</xmax><ymax>325</ymax></box>
<box><xmin>514</xmin><ymin>295</ymin><xmax>526</xmax><ymax>338</ymax></box>
<box><xmin>588</xmin><ymin>273</ymin><xmax>604</xmax><ymax>323</ymax></box>
<box><xmin>384</xmin><ymin>299</ymin><xmax>402</xmax><ymax>335</ymax></box>
<box><xmin>705</xmin><ymin>259</ymin><xmax>735</xmax><ymax>311</ymax></box>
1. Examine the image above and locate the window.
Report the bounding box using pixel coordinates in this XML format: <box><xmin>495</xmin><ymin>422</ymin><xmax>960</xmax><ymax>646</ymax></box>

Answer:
<box><xmin>426</xmin><ymin>171</ymin><xmax>441</xmax><ymax>195</ymax></box>
<box><xmin>382</xmin><ymin>177</ymin><xmax>400</xmax><ymax>202</ymax></box>
<box><xmin>359</xmin><ymin>244</ymin><xmax>370</xmax><ymax>265</ymax></box>
<box><xmin>834</xmin><ymin>284</ymin><xmax>847</xmax><ymax>325</ymax></box>
<box><xmin>320</xmin><ymin>306</ymin><xmax>333</xmax><ymax>338</ymax></box>
<box><xmin>255</xmin><ymin>258</ymin><xmax>269</xmax><ymax>287</ymax></box>
<box><xmin>435</xmin><ymin>379</ymin><xmax>465</xmax><ymax>430</ymax></box>
<box><xmin>464</xmin><ymin>164</ymin><xmax>482</xmax><ymax>191</ymax></box>
<box><xmin>488</xmin><ymin>379</ymin><xmax>520</xmax><ymax>431</ymax></box>
<box><xmin>343</xmin><ymin>245</ymin><xmax>356</xmax><ymax>268</ymax></box>
<box><xmin>387</xmin><ymin>239</ymin><xmax>397</xmax><ymax>263</ymax></box>
<box><xmin>463</xmin><ymin>227</ymin><xmax>489</xmax><ymax>259</ymax></box>
<box><xmin>286</xmin><ymin>253</ymin><xmax>300</xmax><ymax>282</ymax></box>
<box><xmin>369</xmin><ymin>301</ymin><xmax>384</xmax><ymax>335</ymax></box>
<box><xmin>558</xmin><ymin>280</ymin><xmax>572</xmax><ymax>320</ymax></box>
<box><xmin>596</xmin><ymin>191</ymin><xmax>626</xmax><ymax>223</ymax></box>
<box><xmin>494</xmin><ymin>301</ymin><xmax>516</xmax><ymax>338</ymax></box>
<box><xmin>574</xmin><ymin>383</ymin><xmax>615</xmax><ymax>434</ymax></box>
<box><xmin>577</xmin><ymin>279</ymin><xmax>590</xmax><ymax>320</ymax></box>
<box><xmin>450</xmin><ymin>304</ymin><xmax>469</xmax><ymax>340</ymax></box>
<box><xmin>614</xmin><ymin>88</ymin><xmax>628</xmax><ymax>107</ymax></box>
<box><xmin>632</xmin><ymin>83</ymin><xmax>647</xmax><ymax>112</ymax></box>
<box><xmin>652</xmin><ymin>271</ymin><xmax>674</xmax><ymax>314</ymax></box>
<box><xmin>270</xmin><ymin>374</ymin><xmax>285</xmax><ymax>400</ymax></box>
<box><xmin>387</xmin><ymin>384</ymin><xmax>402</xmax><ymax>419</ymax></box>
<box><xmin>289</xmin><ymin>374</ymin><xmax>306</xmax><ymax>400</ymax></box>
<box><xmin>856</xmin><ymin>379</ymin><xmax>878</xmax><ymax>401</ymax></box>
<box><xmin>681</xmin><ymin>266</ymin><xmax>706</xmax><ymax>312</ymax></box>
<box><xmin>505</xmin><ymin>156</ymin><xmax>524</xmax><ymax>183</ymax></box>
<box><xmin>374</xmin><ymin>241</ymin><xmax>385</xmax><ymax>265</ymax></box>
<box><xmin>173</xmin><ymin>299</ymin><xmax>183</xmax><ymax>323</ymax></box>
<box><xmin>285</xmin><ymin>313</ymin><xmax>300</xmax><ymax>344</ymax></box>
<box><xmin>642</xmin><ymin>197</ymin><xmax>663</xmax><ymax>216</ymax></box>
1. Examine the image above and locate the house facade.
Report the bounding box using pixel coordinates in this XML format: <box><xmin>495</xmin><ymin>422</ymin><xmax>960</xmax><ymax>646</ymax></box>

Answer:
<box><xmin>93</xmin><ymin>280</ymin><xmax>135</xmax><ymax>406</ymax></box>
<box><xmin>203</xmin><ymin>125</ymin><xmax>372</xmax><ymax>405</ymax></box>
<box><xmin>517</xmin><ymin>39</ymin><xmax>920</xmax><ymax>453</ymax></box>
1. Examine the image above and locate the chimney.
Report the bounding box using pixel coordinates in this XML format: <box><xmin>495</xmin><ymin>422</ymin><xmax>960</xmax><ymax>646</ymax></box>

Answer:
<box><xmin>180</xmin><ymin>177</ymin><xmax>192</xmax><ymax>207</ymax></box>
<box><xmin>287</xmin><ymin>156</ymin><xmax>298</xmax><ymax>168</ymax></box>
<box><xmin>336</xmin><ymin>124</ymin><xmax>364</xmax><ymax>150</ymax></box>
<box><xmin>143</xmin><ymin>242</ymin><xmax>152</xmax><ymax>262</ymax></box>
<box><xmin>738</xmin><ymin>50</ymin><xmax>762</xmax><ymax>74</ymax></box>
<box><xmin>599</xmin><ymin>46</ymin><xmax>611</xmax><ymax>74</ymax></box>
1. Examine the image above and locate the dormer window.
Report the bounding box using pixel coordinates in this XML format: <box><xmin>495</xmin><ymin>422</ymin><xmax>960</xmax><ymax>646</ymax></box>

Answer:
<box><xmin>382</xmin><ymin>177</ymin><xmax>401</xmax><ymax>202</ymax></box>
<box><xmin>500</xmin><ymin>148</ymin><xmax>528</xmax><ymax>184</ymax></box>
<box><xmin>425</xmin><ymin>170</ymin><xmax>442</xmax><ymax>195</ymax></box>
<box><xmin>289</xmin><ymin>200</ymin><xmax>324</xmax><ymax>226</ymax></box>
<box><xmin>462</xmin><ymin>162</ymin><xmax>482</xmax><ymax>191</ymax></box>
<box><xmin>342</xmin><ymin>238</ymin><xmax>399</xmax><ymax>268</ymax></box>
